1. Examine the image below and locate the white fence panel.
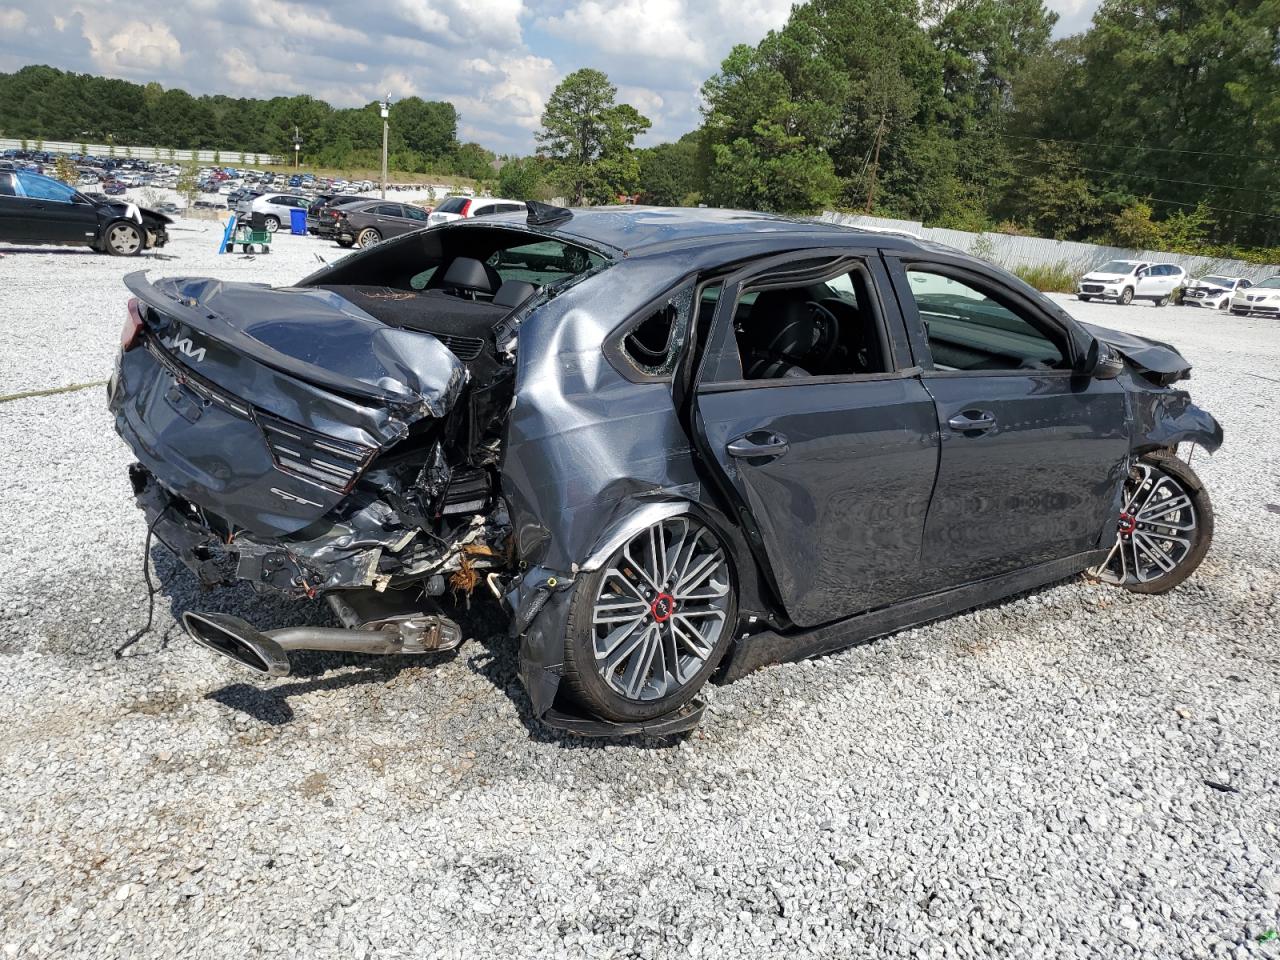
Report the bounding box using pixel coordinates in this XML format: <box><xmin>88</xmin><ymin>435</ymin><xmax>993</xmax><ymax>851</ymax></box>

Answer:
<box><xmin>0</xmin><ymin>137</ymin><xmax>283</xmax><ymax>166</ymax></box>
<box><xmin>817</xmin><ymin>212</ymin><xmax>1280</xmax><ymax>281</ymax></box>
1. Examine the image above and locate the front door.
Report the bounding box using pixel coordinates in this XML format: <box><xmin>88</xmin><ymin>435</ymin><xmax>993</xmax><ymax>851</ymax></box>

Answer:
<box><xmin>1134</xmin><ymin>265</ymin><xmax>1172</xmax><ymax>300</ymax></box>
<box><xmin>691</xmin><ymin>251</ymin><xmax>940</xmax><ymax>627</ymax></box>
<box><xmin>888</xmin><ymin>260</ymin><xmax>1130</xmax><ymax>587</ymax></box>
<box><xmin>13</xmin><ymin>170</ymin><xmax>99</xmax><ymax>243</ymax></box>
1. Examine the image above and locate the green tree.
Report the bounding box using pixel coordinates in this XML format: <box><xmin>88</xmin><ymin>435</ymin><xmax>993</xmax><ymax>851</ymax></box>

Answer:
<box><xmin>536</xmin><ymin>68</ymin><xmax>651</xmax><ymax>204</ymax></box>
<box><xmin>176</xmin><ymin>156</ymin><xmax>201</xmax><ymax>209</ymax></box>
<box><xmin>53</xmin><ymin>154</ymin><xmax>77</xmax><ymax>185</ymax></box>
<box><xmin>496</xmin><ymin>156</ymin><xmax>549</xmax><ymax>200</ymax></box>
<box><xmin>1110</xmin><ymin>201</ymin><xmax>1162</xmax><ymax>248</ymax></box>
<box><xmin>637</xmin><ymin>133</ymin><xmax>701</xmax><ymax>205</ymax></box>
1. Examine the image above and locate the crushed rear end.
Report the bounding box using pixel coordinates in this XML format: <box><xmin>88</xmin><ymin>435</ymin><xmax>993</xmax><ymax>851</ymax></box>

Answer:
<box><xmin>108</xmin><ymin>267</ymin><xmax>517</xmax><ymax>673</ymax></box>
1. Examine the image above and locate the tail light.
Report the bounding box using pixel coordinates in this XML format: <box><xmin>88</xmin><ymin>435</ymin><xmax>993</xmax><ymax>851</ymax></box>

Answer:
<box><xmin>121</xmin><ymin>298</ymin><xmax>144</xmax><ymax>351</ymax></box>
<box><xmin>459</xmin><ymin>199</ymin><xmax>472</xmax><ymax>217</ymax></box>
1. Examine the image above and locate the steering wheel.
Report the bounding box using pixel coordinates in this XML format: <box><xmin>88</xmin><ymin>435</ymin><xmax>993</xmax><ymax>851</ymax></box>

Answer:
<box><xmin>803</xmin><ymin>300</ymin><xmax>842</xmax><ymax>371</ymax></box>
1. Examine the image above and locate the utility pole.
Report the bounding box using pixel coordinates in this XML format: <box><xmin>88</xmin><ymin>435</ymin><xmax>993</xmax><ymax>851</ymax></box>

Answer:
<box><xmin>292</xmin><ymin>126</ymin><xmax>302</xmax><ymax>169</ymax></box>
<box><xmin>380</xmin><ymin>94</ymin><xmax>391</xmax><ymax>199</ymax></box>
<box><xmin>864</xmin><ymin>115</ymin><xmax>885</xmax><ymax>215</ymax></box>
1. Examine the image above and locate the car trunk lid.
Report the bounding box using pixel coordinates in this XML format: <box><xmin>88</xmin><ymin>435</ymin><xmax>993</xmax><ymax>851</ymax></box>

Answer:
<box><xmin>110</xmin><ymin>273</ymin><xmax>466</xmax><ymax>537</ymax></box>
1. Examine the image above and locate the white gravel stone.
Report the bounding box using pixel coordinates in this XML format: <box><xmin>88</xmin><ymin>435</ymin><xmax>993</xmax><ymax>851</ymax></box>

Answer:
<box><xmin>0</xmin><ymin>230</ymin><xmax>1278</xmax><ymax>959</ymax></box>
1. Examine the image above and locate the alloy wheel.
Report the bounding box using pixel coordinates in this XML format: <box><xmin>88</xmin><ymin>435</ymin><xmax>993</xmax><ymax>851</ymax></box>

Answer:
<box><xmin>1094</xmin><ymin>461</ymin><xmax>1199</xmax><ymax>586</ymax></box>
<box><xmin>107</xmin><ymin>223</ymin><xmax>141</xmax><ymax>255</ymax></box>
<box><xmin>357</xmin><ymin>228</ymin><xmax>381</xmax><ymax>248</ymax></box>
<box><xmin>589</xmin><ymin>516</ymin><xmax>731</xmax><ymax>702</ymax></box>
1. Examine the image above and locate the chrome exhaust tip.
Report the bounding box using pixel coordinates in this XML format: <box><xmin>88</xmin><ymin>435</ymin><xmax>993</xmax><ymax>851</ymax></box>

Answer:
<box><xmin>182</xmin><ymin>612</ymin><xmax>291</xmax><ymax>678</ymax></box>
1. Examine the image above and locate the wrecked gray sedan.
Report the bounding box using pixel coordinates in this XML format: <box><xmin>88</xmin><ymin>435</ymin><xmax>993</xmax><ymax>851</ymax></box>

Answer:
<box><xmin>107</xmin><ymin>204</ymin><xmax>1223</xmax><ymax>735</ymax></box>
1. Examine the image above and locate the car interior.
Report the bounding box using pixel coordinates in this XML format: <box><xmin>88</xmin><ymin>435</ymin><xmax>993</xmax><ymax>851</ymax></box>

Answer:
<box><xmin>731</xmin><ymin>266</ymin><xmax>889</xmax><ymax>379</ymax></box>
<box><xmin>308</xmin><ymin>227</ymin><xmax>605</xmax><ymax>369</ymax></box>
<box><xmin>906</xmin><ymin>269</ymin><xmax>1068</xmax><ymax>371</ymax></box>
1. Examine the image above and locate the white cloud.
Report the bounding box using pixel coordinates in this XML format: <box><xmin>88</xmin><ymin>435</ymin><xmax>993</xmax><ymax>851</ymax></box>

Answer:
<box><xmin>85</xmin><ymin>20</ymin><xmax>186</xmax><ymax>74</ymax></box>
<box><xmin>544</xmin><ymin>0</ymin><xmax>708</xmax><ymax>66</ymax></box>
<box><xmin>0</xmin><ymin>10</ymin><xmax>28</xmax><ymax>31</ymax></box>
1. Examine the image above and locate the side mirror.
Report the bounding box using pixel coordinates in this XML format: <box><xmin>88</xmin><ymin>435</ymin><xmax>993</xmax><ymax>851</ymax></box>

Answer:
<box><xmin>1081</xmin><ymin>338</ymin><xmax>1124</xmax><ymax>380</ymax></box>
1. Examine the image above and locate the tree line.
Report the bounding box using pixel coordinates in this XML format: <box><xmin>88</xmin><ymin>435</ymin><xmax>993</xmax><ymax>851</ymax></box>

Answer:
<box><xmin>0</xmin><ymin>64</ymin><xmax>496</xmax><ymax>179</ymax></box>
<box><xmin>525</xmin><ymin>0</ymin><xmax>1279</xmax><ymax>257</ymax></box>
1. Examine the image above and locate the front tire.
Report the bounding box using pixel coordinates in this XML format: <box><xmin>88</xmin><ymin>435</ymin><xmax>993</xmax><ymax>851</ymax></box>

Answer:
<box><xmin>1092</xmin><ymin>452</ymin><xmax>1213</xmax><ymax>594</ymax></box>
<box><xmin>562</xmin><ymin>514</ymin><xmax>737</xmax><ymax>722</ymax></box>
<box><xmin>1154</xmin><ymin>295</ymin><xmax>1170</xmax><ymax>307</ymax></box>
<box><xmin>357</xmin><ymin>227</ymin><xmax>381</xmax><ymax>248</ymax></box>
<box><xmin>1078</xmin><ymin>295</ymin><xmax>1091</xmax><ymax>302</ymax></box>
<box><xmin>104</xmin><ymin>221</ymin><xmax>143</xmax><ymax>256</ymax></box>
<box><xmin>1119</xmin><ymin>287</ymin><xmax>1134</xmax><ymax>306</ymax></box>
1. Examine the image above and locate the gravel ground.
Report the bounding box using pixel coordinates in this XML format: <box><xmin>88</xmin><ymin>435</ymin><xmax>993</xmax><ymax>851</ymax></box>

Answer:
<box><xmin>0</xmin><ymin>227</ymin><xmax>1277</xmax><ymax>959</ymax></box>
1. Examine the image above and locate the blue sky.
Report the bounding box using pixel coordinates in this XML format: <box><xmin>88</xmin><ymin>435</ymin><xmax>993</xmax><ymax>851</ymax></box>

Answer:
<box><xmin>0</xmin><ymin>0</ymin><xmax>1101</xmax><ymax>153</ymax></box>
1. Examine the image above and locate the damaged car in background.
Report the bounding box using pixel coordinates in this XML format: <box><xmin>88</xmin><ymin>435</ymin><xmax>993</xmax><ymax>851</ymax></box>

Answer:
<box><xmin>107</xmin><ymin>205</ymin><xmax>1223</xmax><ymax>735</ymax></box>
<box><xmin>0</xmin><ymin>164</ymin><xmax>170</xmax><ymax>256</ymax></box>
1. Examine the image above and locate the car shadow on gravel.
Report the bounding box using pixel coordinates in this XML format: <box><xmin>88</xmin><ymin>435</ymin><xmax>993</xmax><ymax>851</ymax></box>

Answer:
<box><xmin>142</xmin><ymin>546</ymin><xmax>690</xmax><ymax>747</ymax></box>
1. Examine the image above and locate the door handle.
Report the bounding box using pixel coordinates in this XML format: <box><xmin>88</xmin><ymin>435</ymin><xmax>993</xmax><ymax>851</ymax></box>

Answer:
<box><xmin>727</xmin><ymin>431</ymin><xmax>789</xmax><ymax>459</ymax></box>
<box><xmin>947</xmin><ymin>411</ymin><xmax>997</xmax><ymax>432</ymax></box>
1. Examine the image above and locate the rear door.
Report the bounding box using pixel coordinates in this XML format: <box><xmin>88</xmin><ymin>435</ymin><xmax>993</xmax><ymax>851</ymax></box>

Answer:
<box><xmin>885</xmin><ymin>256</ymin><xmax>1129</xmax><ymax>587</ymax></box>
<box><xmin>690</xmin><ymin>249</ymin><xmax>940</xmax><ymax>627</ymax></box>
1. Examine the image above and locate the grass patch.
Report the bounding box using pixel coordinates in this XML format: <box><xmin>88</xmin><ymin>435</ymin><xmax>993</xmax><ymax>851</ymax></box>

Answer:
<box><xmin>1011</xmin><ymin>262</ymin><xmax>1080</xmax><ymax>293</ymax></box>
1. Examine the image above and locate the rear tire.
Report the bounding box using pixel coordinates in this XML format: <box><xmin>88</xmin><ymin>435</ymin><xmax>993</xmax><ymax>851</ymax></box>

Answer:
<box><xmin>562</xmin><ymin>514</ymin><xmax>737</xmax><ymax>722</ymax></box>
<box><xmin>337</xmin><ymin>238</ymin><xmax>355</xmax><ymax>248</ymax></box>
<box><xmin>264</xmin><ymin>216</ymin><xmax>280</xmax><ymax>233</ymax></box>
<box><xmin>1092</xmin><ymin>451</ymin><xmax>1213</xmax><ymax>594</ymax></box>
<box><xmin>1119</xmin><ymin>287</ymin><xmax>1134</xmax><ymax>305</ymax></box>
<box><xmin>357</xmin><ymin>227</ymin><xmax>381</xmax><ymax>248</ymax></box>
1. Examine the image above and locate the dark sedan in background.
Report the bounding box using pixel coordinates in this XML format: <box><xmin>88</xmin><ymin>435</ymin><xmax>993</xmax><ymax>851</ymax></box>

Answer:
<box><xmin>108</xmin><ymin>205</ymin><xmax>1221</xmax><ymax>736</ymax></box>
<box><xmin>332</xmin><ymin>199</ymin><xmax>431</xmax><ymax>248</ymax></box>
<box><xmin>0</xmin><ymin>165</ymin><xmax>170</xmax><ymax>255</ymax></box>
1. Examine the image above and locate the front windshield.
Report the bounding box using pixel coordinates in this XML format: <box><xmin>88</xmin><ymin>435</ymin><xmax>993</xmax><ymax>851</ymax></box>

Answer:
<box><xmin>1096</xmin><ymin>260</ymin><xmax>1137</xmax><ymax>274</ymax></box>
<box><xmin>1256</xmin><ymin>276</ymin><xmax>1280</xmax><ymax>289</ymax></box>
<box><xmin>1200</xmin><ymin>276</ymin><xmax>1233</xmax><ymax>287</ymax></box>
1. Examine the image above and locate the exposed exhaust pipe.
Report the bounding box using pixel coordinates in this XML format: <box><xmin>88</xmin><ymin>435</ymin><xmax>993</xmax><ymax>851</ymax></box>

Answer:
<box><xmin>182</xmin><ymin>603</ymin><xmax>463</xmax><ymax>678</ymax></box>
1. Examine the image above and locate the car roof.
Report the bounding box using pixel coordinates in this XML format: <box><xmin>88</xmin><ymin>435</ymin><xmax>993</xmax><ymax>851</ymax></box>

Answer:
<box><xmin>486</xmin><ymin>205</ymin><xmax>927</xmax><ymax>258</ymax></box>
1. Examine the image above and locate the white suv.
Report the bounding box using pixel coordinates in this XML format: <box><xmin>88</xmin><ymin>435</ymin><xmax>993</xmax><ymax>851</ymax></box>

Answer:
<box><xmin>1077</xmin><ymin>260</ymin><xmax>1187</xmax><ymax>306</ymax></box>
<box><xmin>427</xmin><ymin>196</ymin><xmax>526</xmax><ymax>226</ymax></box>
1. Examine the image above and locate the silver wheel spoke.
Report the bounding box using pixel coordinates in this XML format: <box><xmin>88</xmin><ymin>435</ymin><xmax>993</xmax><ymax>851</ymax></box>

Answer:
<box><xmin>1101</xmin><ymin>461</ymin><xmax>1199</xmax><ymax>587</ymax></box>
<box><xmin>589</xmin><ymin>516</ymin><xmax>732</xmax><ymax>702</ymax></box>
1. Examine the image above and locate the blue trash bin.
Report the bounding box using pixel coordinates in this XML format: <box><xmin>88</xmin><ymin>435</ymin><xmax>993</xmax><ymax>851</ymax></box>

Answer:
<box><xmin>289</xmin><ymin>207</ymin><xmax>307</xmax><ymax>235</ymax></box>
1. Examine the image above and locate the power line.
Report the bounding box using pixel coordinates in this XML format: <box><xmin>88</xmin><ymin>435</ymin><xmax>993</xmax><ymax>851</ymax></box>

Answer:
<box><xmin>1002</xmin><ymin>168</ymin><xmax>1280</xmax><ymax>221</ymax></box>
<box><xmin>1000</xmin><ymin>132</ymin><xmax>1280</xmax><ymax>165</ymax></box>
<box><xmin>1011</xmin><ymin>154</ymin><xmax>1273</xmax><ymax>195</ymax></box>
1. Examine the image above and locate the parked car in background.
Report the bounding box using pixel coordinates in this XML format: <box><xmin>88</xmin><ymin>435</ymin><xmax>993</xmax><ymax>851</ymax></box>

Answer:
<box><xmin>0</xmin><ymin>166</ymin><xmax>170</xmax><ymax>255</ymax></box>
<box><xmin>333</xmin><ymin>199</ymin><xmax>430</xmax><ymax>247</ymax></box>
<box><xmin>242</xmin><ymin>193</ymin><xmax>309</xmax><ymax>232</ymax></box>
<box><xmin>103</xmin><ymin>180</ymin><xmax>127</xmax><ymax>196</ymax></box>
<box><xmin>1230</xmin><ymin>276</ymin><xmax>1280</xmax><ymax>317</ymax></box>
<box><xmin>426</xmin><ymin>196</ymin><xmax>526</xmax><ymax>226</ymax></box>
<box><xmin>306</xmin><ymin>194</ymin><xmax>364</xmax><ymax>237</ymax></box>
<box><xmin>1182</xmin><ymin>275</ymin><xmax>1250</xmax><ymax>310</ymax></box>
<box><xmin>1077</xmin><ymin>260</ymin><xmax>1186</xmax><ymax>306</ymax></box>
